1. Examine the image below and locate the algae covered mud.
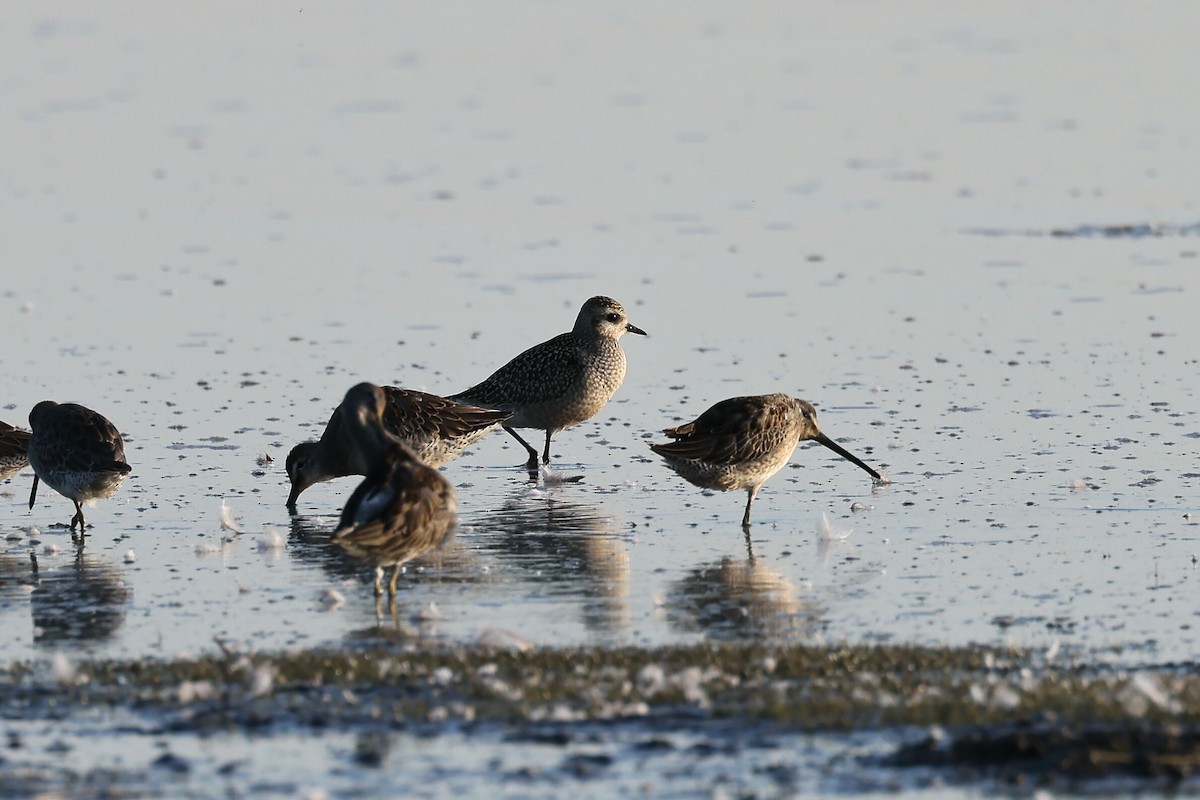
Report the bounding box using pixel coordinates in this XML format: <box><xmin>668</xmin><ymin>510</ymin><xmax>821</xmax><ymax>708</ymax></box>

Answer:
<box><xmin>3</xmin><ymin>642</ymin><xmax>1200</xmax><ymax>797</ymax></box>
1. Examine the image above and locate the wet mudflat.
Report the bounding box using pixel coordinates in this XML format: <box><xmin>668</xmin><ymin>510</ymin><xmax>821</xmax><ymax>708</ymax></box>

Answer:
<box><xmin>2</xmin><ymin>0</ymin><xmax>1199</xmax><ymax>796</ymax></box>
<box><xmin>4</xmin><ymin>642</ymin><xmax>1200</xmax><ymax>797</ymax></box>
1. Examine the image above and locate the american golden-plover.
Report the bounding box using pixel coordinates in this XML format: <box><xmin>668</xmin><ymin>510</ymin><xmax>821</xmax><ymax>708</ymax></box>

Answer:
<box><xmin>331</xmin><ymin>383</ymin><xmax>457</xmax><ymax>598</ymax></box>
<box><xmin>651</xmin><ymin>394</ymin><xmax>882</xmax><ymax>528</ymax></box>
<box><xmin>451</xmin><ymin>295</ymin><xmax>646</xmax><ymax>469</ymax></box>
<box><xmin>286</xmin><ymin>386</ymin><xmax>510</xmax><ymax>509</ymax></box>
<box><xmin>27</xmin><ymin>401</ymin><xmax>131</xmax><ymax>533</ymax></box>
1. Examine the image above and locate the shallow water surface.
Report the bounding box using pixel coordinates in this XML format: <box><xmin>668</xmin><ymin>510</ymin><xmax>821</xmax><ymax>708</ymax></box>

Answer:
<box><xmin>0</xmin><ymin>712</ymin><xmax>966</xmax><ymax>799</ymax></box>
<box><xmin>1</xmin><ymin>0</ymin><xmax>1198</xmax><ymax>795</ymax></box>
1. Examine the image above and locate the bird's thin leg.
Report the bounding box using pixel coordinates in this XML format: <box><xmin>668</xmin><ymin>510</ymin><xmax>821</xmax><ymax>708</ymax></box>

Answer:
<box><xmin>502</xmin><ymin>425</ymin><xmax>540</xmax><ymax>469</ymax></box>
<box><xmin>386</xmin><ymin>567</ymin><xmax>402</xmax><ymax>624</ymax></box>
<box><xmin>28</xmin><ymin>474</ymin><xmax>39</xmax><ymax>510</ymax></box>
<box><xmin>71</xmin><ymin>502</ymin><xmax>87</xmax><ymax>533</ymax></box>
<box><xmin>373</xmin><ymin>566</ymin><xmax>384</xmax><ymax>597</ymax></box>
<box><xmin>744</xmin><ymin>526</ymin><xmax>756</xmax><ymax>561</ymax></box>
<box><xmin>542</xmin><ymin>430</ymin><xmax>553</xmax><ymax>464</ymax></box>
<box><xmin>741</xmin><ymin>486</ymin><xmax>758</xmax><ymax>529</ymax></box>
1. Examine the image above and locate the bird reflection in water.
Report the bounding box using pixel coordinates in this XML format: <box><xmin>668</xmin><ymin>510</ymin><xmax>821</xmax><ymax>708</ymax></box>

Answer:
<box><xmin>31</xmin><ymin>548</ymin><xmax>130</xmax><ymax>645</ymax></box>
<box><xmin>665</xmin><ymin>556</ymin><xmax>821</xmax><ymax>641</ymax></box>
<box><xmin>466</xmin><ymin>499</ymin><xmax>631</xmax><ymax>637</ymax></box>
<box><xmin>287</xmin><ymin>512</ymin><xmax>363</xmax><ymax>582</ymax></box>
<box><xmin>0</xmin><ymin>553</ymin><xmax>37</xmax><ymax>616</ymax></box>
<box><xmin>293</xmin><ymin>515</ymin><xmax>470</xmax><ymax>627</ymax></box>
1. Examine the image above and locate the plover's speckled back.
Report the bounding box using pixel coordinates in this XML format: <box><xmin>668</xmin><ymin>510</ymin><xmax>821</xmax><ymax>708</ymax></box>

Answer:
<box><xmin>27</xmin><ymin>401</ymin><xmax>131</xmax><ymax>533</ymax></box>
<box><xmin>286</xmin><ymin>386</ymin><xmax>510</xmax><ymax>509</ymax></box>
<box><xmin>0</xmin><ymin>419</ymin><xmax>32</xmax><ymax>482</ymax></box>
<box><xmin>332</xmin><ymin>383</ymin><xmax>457</xmax><ymax>598</ymax></box>
<box><xmin>451</xmin><ymin>295</ymin><xmax>646</xmax><ymax>469</ymax></box>
<box><xmin>651</xmin><ymin>394</ymin><xmax>882</xmax><ymax>528</ymax></box>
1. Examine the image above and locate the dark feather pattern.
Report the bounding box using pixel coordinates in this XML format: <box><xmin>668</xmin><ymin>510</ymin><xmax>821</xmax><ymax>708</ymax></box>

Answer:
<box><xmin>334</xmin><ymin>444</ymin><xmax>456</xmax><ymax>566</ymax></box>
<box><xmin>330</xmin><ymin>383</ymin><xmax>457</xmax><ymax>596</ymax></box>
<box><xmin>0</xmin><ymin>419</ymin><xmax>32</xmax><ymax>479</ymax></box>
<box><xmin>286</xmin><ymin>386</ymin><xmax>509</xmax><ymax>508</ymax></box>
<box><xmin>650</xmin><ymin>394</ymin><xmax>880</xmax><ymax>528</ymax></box>
<box><xmin>452</xmin><ymin>333</ymin><xmax>589</xmax><ymax>407</ymax></box>
<box><xmin>652</xmin><ymin>395</ymin><xmax>799</xmax><ymax>466</ymax></box>
<box><xmin>449</xmin><ymin>295</ymin><xmax>646</xmax><ymax>468</ymax></box>
<box><xmin>26</xmin><ymin>401</ymin><xmax>130</xmax><ymax>532</ymax></box>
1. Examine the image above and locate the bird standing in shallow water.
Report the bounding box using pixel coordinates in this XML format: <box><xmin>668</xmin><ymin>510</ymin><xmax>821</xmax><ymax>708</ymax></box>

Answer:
<box><xmin>286</xmin><ymin>387</ymin><xmax>510</xmax><ymax>509</ymax></box>
<box><xmin>331</xmin><ymin>383</ymin><xmax>457</xmax><ymax>599</ymax></box>
<box><xmin>451</xmin><ymin>295</ymin><xmax>646</xmax><ymax>470</ymax></box>
<box><xmin>0</xmin><ymin>419</ymin><xmax>32</xmax><ymax>482</ymax></box>
<box><xmin>27</xmin><ymin>401</ymin><xmax>131</xmax><ymax>534</ymax></box>
<box><xmin>650</xmin><ymin>394</ymin><xmax>882</xmax><ymax>529</ymax></box>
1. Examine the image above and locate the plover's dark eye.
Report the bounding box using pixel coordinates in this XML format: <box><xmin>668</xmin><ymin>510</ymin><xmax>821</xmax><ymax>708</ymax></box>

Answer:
<box><xmin>605</xmin><ymin>312</ymin><xmax>620</xmax><ymax>323</ymax></box>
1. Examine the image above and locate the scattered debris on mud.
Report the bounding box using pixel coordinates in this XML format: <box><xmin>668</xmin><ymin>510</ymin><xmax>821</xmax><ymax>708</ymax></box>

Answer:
<box><xmin>888</xmin><ymin>722</ymin><xmax>1200</xmax><ymax>789</ymax></box>
<box><xmin>3</xmin><ymin>641</ymin><xmax>1200</xmax><ymax>789</ymax></box>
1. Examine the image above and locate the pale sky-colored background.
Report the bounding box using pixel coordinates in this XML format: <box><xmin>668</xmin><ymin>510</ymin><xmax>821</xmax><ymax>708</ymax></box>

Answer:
<box><xmin>1</xmin><ymin>0</ymin><xmax>1197</xmax><ymax>665</ymax></box>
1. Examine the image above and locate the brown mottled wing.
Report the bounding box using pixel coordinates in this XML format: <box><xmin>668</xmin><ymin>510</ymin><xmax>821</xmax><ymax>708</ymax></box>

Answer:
<box><xmin>0</xmin><ymin>420</ymin><xmax>32</xmax><ymax>459</ymax></box>
<box><xmin>52</xmin><ymin>405</ymin><xmax>130</xmax><ymax>474</ymax></box>
<box><xmin>334</xmin><ymin>450</ymin><xmax>455</xmax><ymax>563</ymax></box>
<box><xmin>450</xmin><ymin>333</ymin><xmax>584</xmax><ymax>406</ymax></box>
<box><xmin>651</xmin><ymin>395</ymin><xmax>791</xmax><ymax>466</ymax></box>
<box><xmin>380</xmin><ymin>387</ymin><xmax>512</xmax><ymax>440</ymax></box>
<box><xmin>0</xmin><ymin>420</ymin><xmax>31</xmax><ymax>480</ymax></box>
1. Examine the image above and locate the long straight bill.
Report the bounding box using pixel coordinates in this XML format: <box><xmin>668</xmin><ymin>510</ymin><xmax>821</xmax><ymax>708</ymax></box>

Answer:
<box><xmin>814</xmin><ymin>433</ymin><xmax>882</xmax><ymax>481</ymax></box>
